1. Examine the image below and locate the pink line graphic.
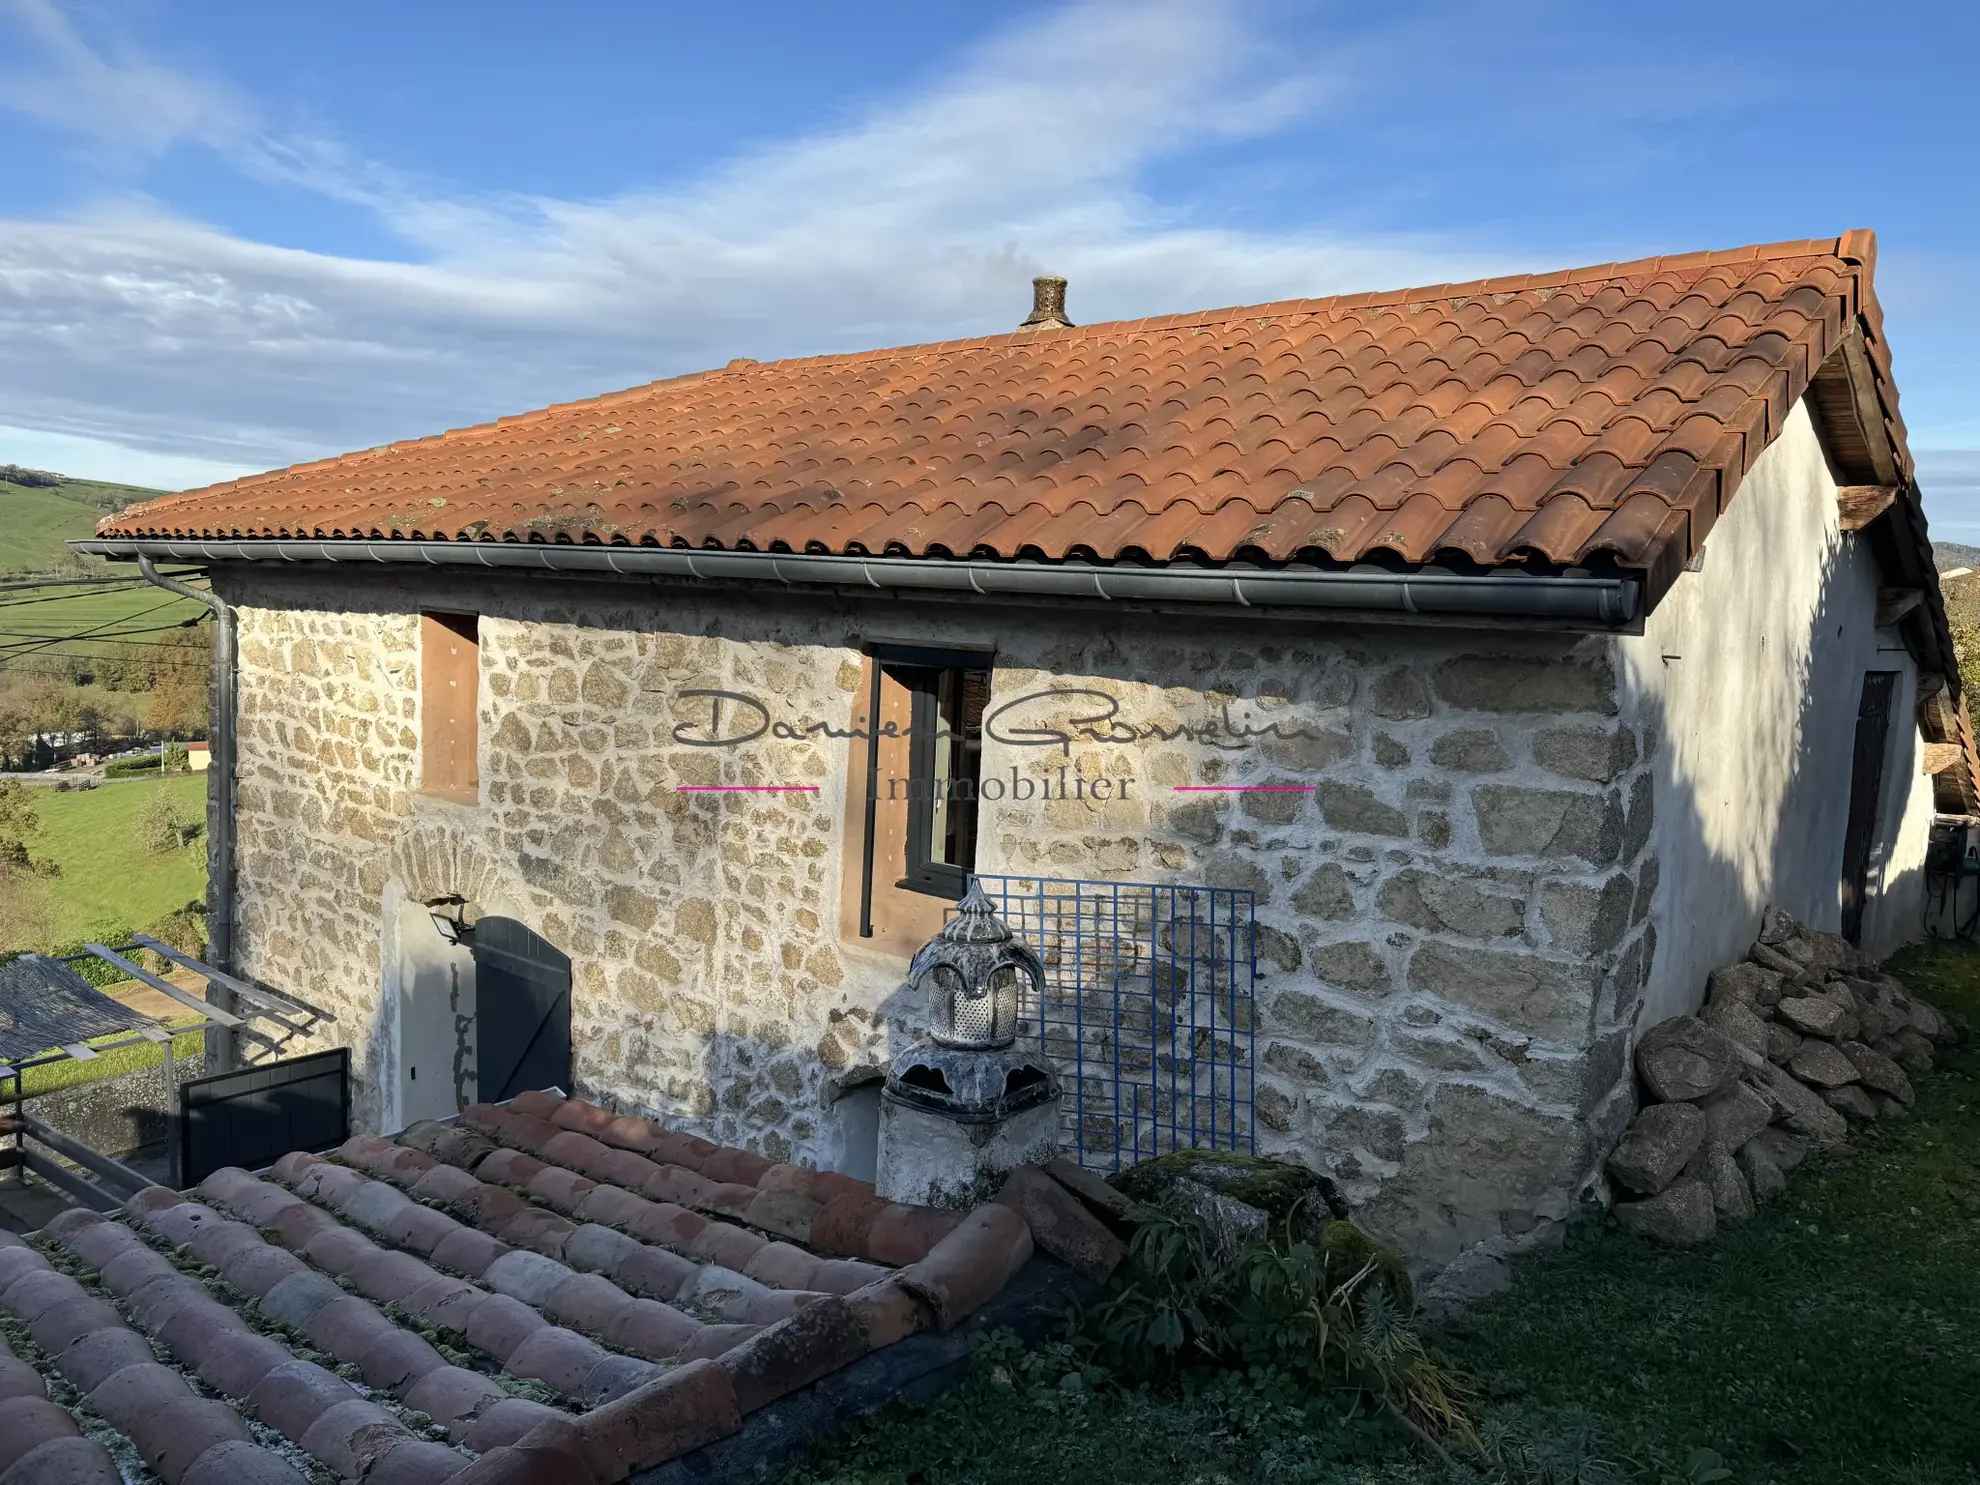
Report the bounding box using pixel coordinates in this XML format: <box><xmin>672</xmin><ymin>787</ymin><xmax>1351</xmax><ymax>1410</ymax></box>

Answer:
<box><xmin>675</xmin><ymin>785</ymin><xmax>820</xmax><ymax>792</ymax></box>
<box><xmin>1172</xmin><ymin>784</ymin><xmax>1316</xmax><ymax>792</ymax></box>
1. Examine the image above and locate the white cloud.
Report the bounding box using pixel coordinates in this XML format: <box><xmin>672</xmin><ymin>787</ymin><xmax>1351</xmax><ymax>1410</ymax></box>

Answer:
<box><xmin>0</xmin><ymin>0</ymin><xmax>1515</xmax><ymax>488</ymax></box>
<box><xmin>0</xmin><ymin>421</ymin><xmax>255</xmax><ymax>489</ymax></box>
<box><xmin>0</xmin><ymin>0</ymin><xmax>252</xmax><ymax>161</ymax></box>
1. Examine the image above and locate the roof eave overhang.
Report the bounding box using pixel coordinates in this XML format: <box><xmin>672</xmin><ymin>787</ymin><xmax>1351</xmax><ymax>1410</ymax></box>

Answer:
<box><xmin>72</xmin><ymin>536</ymin><xmax>1643</xmax><ymax>632</ymax></box>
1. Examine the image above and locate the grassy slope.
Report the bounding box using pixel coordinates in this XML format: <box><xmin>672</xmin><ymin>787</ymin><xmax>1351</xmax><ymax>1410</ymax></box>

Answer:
<box><xmin>0</xmin><ymin>477</ymin><xmax>204</xmax><ymax>668</ymax></box>
<box><xmin>773</xmin><ymin>943</ymin><xmax>1980</xmax><ymax>1485</ymax></box>
<box><xmin>0</xmin><ymin>476</ymin><xmax>159</xmax><ymax>572</ymax></box>
<box><xmin>2</xmin><ymin>774</ymin><xmax>209</xmax><ymax>951</ymax></box>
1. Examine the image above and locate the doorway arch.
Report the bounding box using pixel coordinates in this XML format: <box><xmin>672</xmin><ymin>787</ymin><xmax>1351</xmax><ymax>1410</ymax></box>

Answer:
<box><xmin>472</xmin><ymin>916</ymin><xmax>572</xmax><ymax>1103</ymax></box>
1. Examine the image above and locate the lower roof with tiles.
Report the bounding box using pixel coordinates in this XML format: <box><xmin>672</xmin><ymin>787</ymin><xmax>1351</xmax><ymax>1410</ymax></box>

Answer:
<box><xmin>0</xmin><ymin>1090</ymin><xmax>1120</xmax><ymax>1485</ymax></box>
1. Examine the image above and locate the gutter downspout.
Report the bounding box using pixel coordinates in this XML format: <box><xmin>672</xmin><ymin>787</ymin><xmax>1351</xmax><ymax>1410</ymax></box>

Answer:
<box><xmin>135</xmin><ymin>555</ymin><xmax>238</xmax><ymax>1073</ymax></box>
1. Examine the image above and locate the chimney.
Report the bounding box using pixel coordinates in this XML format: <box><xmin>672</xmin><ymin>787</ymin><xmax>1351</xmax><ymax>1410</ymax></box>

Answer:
<box><xmin>1018</xmin><ymin>275</ymin><xmax>1073</xmax><ymax>332</ymax></box>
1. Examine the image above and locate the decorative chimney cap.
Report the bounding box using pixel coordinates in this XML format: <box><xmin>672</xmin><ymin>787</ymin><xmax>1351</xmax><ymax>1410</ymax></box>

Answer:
<box><xmin>1018</xmin><ymin>275</ymin><xmax>1072</xmax><ymax>332</ymax></box>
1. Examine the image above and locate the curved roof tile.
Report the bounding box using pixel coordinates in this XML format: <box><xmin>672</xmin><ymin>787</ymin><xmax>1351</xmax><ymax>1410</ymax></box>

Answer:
<box><xmin>102</xmin><ymin>234</ymin><xmax>1903</xmax><ymax>583</ymax></box>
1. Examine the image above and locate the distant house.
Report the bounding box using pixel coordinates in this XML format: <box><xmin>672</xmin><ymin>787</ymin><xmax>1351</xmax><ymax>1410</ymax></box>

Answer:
<box><xmin>185</xmin><ymin>741</ymin><xmax>210</xmax><ymax>772</ymax></box>
<box><xmin>85</xmin><ymin>231</ymin><xmax>1976</xmax><ymax>1267</ymax></box>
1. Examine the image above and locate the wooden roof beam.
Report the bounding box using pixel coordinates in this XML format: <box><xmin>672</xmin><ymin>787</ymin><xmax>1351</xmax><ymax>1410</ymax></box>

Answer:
<box><xmin>1877</xmin><ymin>587</ymin><xmax>1925</xmax><ymax>627</ymax></box>
<box><xmin>1838</xmin><ymin>484</ymin><xmax>1898</xmax><ymax>531</ymax></box>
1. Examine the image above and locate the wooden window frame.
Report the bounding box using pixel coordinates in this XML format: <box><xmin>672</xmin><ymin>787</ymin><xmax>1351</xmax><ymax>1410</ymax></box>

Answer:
<box><xmin>848</xmin><ymin>643</ymin><xmax>994</xmax><ymax>945</ymax></box>
<box><xmin>420</xmin><ymin>611</ymin><xmax>480</xmax><ymax>805</ymax></box>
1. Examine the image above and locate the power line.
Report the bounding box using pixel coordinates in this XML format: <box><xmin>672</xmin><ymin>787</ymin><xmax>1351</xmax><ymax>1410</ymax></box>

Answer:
<box><xmin>0</xmin><ymin>599</ymin><xmax>194</xmax><ymax>669</ymax></box>
<box><xmin>0</xmin><ymin>572</ymin><xmax>202</xmax><ymax>596</ymax></box>
<box><xmin>0</xmin><ymin>620</ymin><xmax>205</xmax><ymax>645</ymax></box>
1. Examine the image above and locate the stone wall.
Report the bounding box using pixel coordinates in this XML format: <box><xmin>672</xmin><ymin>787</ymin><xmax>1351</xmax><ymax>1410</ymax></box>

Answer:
<box><xmin>23</xmin><ymin>1054</ymin><xmax>205</xmax><ymax>1160</ymax></box>
<box><xmin>214</xmin><ymin>566</ymin><xmax>1659</xmax><ymax>1267</ymax></box>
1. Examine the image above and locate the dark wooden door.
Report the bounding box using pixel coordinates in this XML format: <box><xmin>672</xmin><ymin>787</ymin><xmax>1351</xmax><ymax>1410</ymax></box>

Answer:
<box><xmin>1840</xmin><ymin>671</ymin><xmax>1900</xmax><ymax>944</ymax></box>
<box><xmin>472</xmin><ymin>917</ymin><xmax>572</xmax><ymax>1103</ymax></box>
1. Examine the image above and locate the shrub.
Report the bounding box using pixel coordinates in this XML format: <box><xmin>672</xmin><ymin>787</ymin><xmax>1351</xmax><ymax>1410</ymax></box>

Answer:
<box><xmin>136</xmin><ymin>792</ymin><xmax>201</xmax><ymax>853</ymax></box>
<box><xmin>47</xmin><ymin>932</ymin><xmax>137</xmax><ymax>986</ymax></box>
<box><xmin>1084</xmin><ymin>1204</ymin><xmax>1477</xmax><ymax>1447</ymax></box>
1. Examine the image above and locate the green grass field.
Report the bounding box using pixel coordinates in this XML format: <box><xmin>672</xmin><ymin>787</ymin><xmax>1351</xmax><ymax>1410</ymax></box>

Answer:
<box><xmin>0</xmin><ymin>476</ymin><xmax>206</xmax><ymax>677</ymax></box>
<box><xmin>1</xmin><ymin>774</ymin><xmax>209</xmax><ymax>953</ymax></box>
<box><xmin>0</xmin><ymin>476</ymin><xmax>158</xmax><ymax>572</ymax></box>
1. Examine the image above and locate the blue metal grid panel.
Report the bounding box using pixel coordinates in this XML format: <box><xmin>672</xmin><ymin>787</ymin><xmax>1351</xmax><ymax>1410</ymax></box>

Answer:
<box><xmin>969</xmin><ymin>874</ymin><xmax>1256</xmax><ymax>1172</ymax></box>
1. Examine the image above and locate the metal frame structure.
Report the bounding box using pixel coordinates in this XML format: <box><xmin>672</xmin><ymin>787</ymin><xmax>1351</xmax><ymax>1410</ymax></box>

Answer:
<box><xmin>968</xmin><ymin>873</ymin><xmax>1257</xmax><ymax>1173</ymax></box>
<box><xmin>2</xmin><ymin>940</ymin><xmax>333</xmax><ymax>1207</ymax></box>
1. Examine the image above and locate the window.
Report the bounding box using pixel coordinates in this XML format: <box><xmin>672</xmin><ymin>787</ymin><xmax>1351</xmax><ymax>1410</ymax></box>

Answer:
<box><xmin>842</xmin><ymin>644</ymin><xmax>993</xmax><ymax>950</ymax></box>
<box><xmin>420</xmin><ymin>611</ymin><xmax>479</xmax><ymax>802</ymax></box>
<box><xmin>898</xmin><ymin>663</ymin><xmax>990</xmax><ymax>897</ymax></box>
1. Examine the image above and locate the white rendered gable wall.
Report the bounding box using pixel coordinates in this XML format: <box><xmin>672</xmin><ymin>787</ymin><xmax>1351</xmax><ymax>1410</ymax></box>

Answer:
<box><xmin>1618</xmin><ymin>396</ymin><xmax>1933</xmax><ymax>1028</ymax></box>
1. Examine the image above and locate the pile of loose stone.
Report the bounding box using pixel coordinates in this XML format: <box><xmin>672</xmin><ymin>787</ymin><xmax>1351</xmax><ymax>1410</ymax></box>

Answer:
<box><xmin>1606</xmin><ymin>909</ymin><xmax>1957</xmax><ymax>1246</ymax></box>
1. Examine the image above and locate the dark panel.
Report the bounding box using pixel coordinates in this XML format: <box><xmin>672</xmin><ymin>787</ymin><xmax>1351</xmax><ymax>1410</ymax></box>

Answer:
<box><xmin>1840</xmin><ymin>671</ymin><xmax>1899</xmax><ymax>945</ymax></box>
<box><xmin>473</xmin><ymin>917</ymin><xmax>571</xmax><ymax>1103</ymax></box>
<box><xmin>179</xmin><ymin>1048</ymin><xmax>350</xmax><ymax>1186</ymax></box>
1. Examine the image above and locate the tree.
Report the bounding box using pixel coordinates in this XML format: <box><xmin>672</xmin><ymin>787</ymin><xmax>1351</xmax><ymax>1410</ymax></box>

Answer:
<box><xmin>148</xmin><ymin>666</ymin><xmax>209</xmax><ymax>738</ymax></box>
<box><xmin>0</xmin><ymin>780</ymin><xmax>38</xmax><ymax>874</ymax></box>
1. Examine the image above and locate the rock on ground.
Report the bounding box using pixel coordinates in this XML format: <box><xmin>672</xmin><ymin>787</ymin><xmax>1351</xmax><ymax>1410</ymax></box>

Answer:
<box><xmin>1789</xmin><ymin>1039</ymin><xmax>1860</xmax><ymax>1089</ymax></box>
<box><xmin>1635</xmin><ymin>1017</ymin><xmax>1742</xmax><ymax>1103</ymax></box>
<box><xmin>1606</xmin><ymin>1102</ymin><xmax>1705</xmax><ymax>1195</ymax></box>
<box><xmin>1822</xmin><ymin>1084</ymin><xmax>1881</xmax><ymax>1123</ymax></box>
<box><xmin>1838</xmin><ymin>1040</ymin><xmax>1913</xmax><ymax>1103</ymax></box>
<box><xmin>1734</xmin><ymin>1136</ymin><xmax>1787</xmax><ymax>1203</ymax></box>
<box><xmin>1614</xmin><ymin>1179</ymin><xmax>1717</xmax><ymax>1247</ymax></box>
<box><xmin>1747</xmin><ymin>1063</ymin><xmax>1849</xmax><ymax>1146</ymax></box>
<box><xmin>1766</xmin><ymin>1024</ymin><xmax>1804</xmax><ymax>1065</ymax></box>
<box><xmin>1701</xmin><ymin>998</ymin><xmax>1773</xmax><ymax>1060</ymax></box>
<box><xmin>1698</xmin><ymin>1082</ymin><xmax>1773</xmax><ymax>1150</ymax></box>
<box><xmin>1684</xmin><ymin>1142</ymin><xmax>1754</xmax><ymax>1222</ymax></box>
<box><xmin>1776</xmin><ymin>995</ymin><xmax>1847</xmax><ymax>1039</ymax></box>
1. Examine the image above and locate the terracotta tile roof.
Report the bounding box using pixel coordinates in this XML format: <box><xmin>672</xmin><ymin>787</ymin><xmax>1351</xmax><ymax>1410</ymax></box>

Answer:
<box><xmin>0</xmin><ymin>1091</ymin><xmax>1109</xmax><ymax>1485</ymax></box>
<box><xmin>98</xmin><ymin>232</ymin><xmax>1906</xmax><ymax>587</ymax></box>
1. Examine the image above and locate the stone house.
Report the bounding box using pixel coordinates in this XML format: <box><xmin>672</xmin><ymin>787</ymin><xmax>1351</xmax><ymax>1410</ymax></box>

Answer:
<box><xmin>85</xmin><ymin>230</ymin><xmax>1975</xmax><ymax>1269</ymax></box>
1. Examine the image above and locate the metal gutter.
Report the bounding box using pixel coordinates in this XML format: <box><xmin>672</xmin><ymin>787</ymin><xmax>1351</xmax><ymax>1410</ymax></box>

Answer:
<box><xmin>133</xmin><ymin>554</ymin><xmax>239</xmax><ymax>1072</ymax></box>
<box><xmin>78</xmin><ymin>538</ymin><xmax>1640</xmax><ymax>627</ymax></box>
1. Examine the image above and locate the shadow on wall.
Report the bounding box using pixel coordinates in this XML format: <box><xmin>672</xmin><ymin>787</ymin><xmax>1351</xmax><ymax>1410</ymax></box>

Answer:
<box><xmin>1628</xmin><ymin>459</ymin><xmax>1927</xmax><ymax>1036</ymax></box>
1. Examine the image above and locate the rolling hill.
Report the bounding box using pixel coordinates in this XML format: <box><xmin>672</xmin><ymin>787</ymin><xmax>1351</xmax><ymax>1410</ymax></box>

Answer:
<box><xmin>0</xmin><ymin>469</ymin><xmax>162</xmax><ymax>574</ymax></box>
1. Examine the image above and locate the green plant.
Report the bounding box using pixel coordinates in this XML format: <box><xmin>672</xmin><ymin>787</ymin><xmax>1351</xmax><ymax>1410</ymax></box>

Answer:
<box><xmin>1086</xmin><ymin>1202</ymin><xmax>1478</xmax><ymax>1445</ymax></box>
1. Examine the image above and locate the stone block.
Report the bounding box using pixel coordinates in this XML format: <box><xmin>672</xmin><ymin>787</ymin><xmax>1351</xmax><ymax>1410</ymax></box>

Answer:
<box><xmin>1380</xmin><ymin>869</ymin><xmax>1526</xmax><ymax>941</ymax></box>
<box><xmin>1822</xmin><ymin>1085</ymin><xmax>1880</xmax><ymax>1123</ymax></box>
<box><xmin>1698</xmin><ymin>1082</ymin><xmax>1773</xmax><ymax>1150</ymax></box>
<box><xmin>1473</xmin><ymin>785</ymin><xmax>1622</xmax><ymax>865</ymax></box>
<box><xmin>1532</xmin><ymin>724</ymin><xmax>1637</xmax><ymax>781</ymax></box>
<box><xmin>1353</xmin><ymin>1084</ymin><xmax>1592</xmax><ymax>1266</ymax></box>
<box><xmin>1746</xmin><ymin>1064</ymin><xmax>1847</xmax><ymax>1146</ymax></box>
<box><xmin>1605</xmin><ymin>1102</ymin><xmax>1704</xmax><ymax>1195</ymax></box>
<box><xmin>1700</xmin><ymin>998</ymin><xmax>1772</xmax><ymax>1061</ymax></box>
<box><xmin>1407</xmin><ymin>942</ymin><xmax>1599</xmax><ymax>1043</ymax></box>
<box><xmin>1788</xmin><ymin>1039</ymin><xmax>1859</xmax><ymax>1088</ymax></box>
<box><xmin>1776</xmin><ymin>994</ymin><xmax>1847</xmax><ymax>1039</ymax></box>
<box><xmin>1315</xmin><ymin>782</ymin><xmax>1407</xmax><ymax>837</ymax></box>
<box><xmin>1433</xmin><ymin>652</ymin><xmax>1616</xmax><ymax>715</ymax></box>
<box><xmin>1838</xmin><ymin>1040</ymin><xmax>1913</xmax><ymax>1102</ymax></box>
<box><xmin>1428</xmin><ymin>728</ymin><xmax>1511</xmax><ymax>771</ymax></box>
<box><xmin>1537</xmin><ymin>874</ymin><xmax>1633</xmax><ymax>955</ymax></box>
<box><xmin>1272</xmin><ymin>991</ymin><xmax>1378</xmax><ymax>1049</ymax></box>
<box><xmin>1683</xmin><ymin>1142</ymin><xmax>1753</xmax><ymax>1222</ymax></box>
<box><xmin>1614</xmin><ymin>1179</ymin><xmax>1716</xmax><ymax>1246</ymax></box>
<box><xmin>1633</xmin><ymin>1016</ymin><xmax>1741</xmax><ymax>1103</ymax></box>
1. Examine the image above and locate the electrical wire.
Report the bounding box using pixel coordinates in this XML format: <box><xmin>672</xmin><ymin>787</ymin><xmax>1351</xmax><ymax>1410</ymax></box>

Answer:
<box><xmin>0</xmin><ymin>572</ymin><xmax>200</xmax><ymax>596</ymax></box>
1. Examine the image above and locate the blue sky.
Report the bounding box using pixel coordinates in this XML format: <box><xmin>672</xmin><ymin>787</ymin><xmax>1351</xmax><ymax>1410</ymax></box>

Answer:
<box><xmin>2</xmin><ymin>0</ymin><xmax>1976</xmax><ymax>533</ymax></box>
